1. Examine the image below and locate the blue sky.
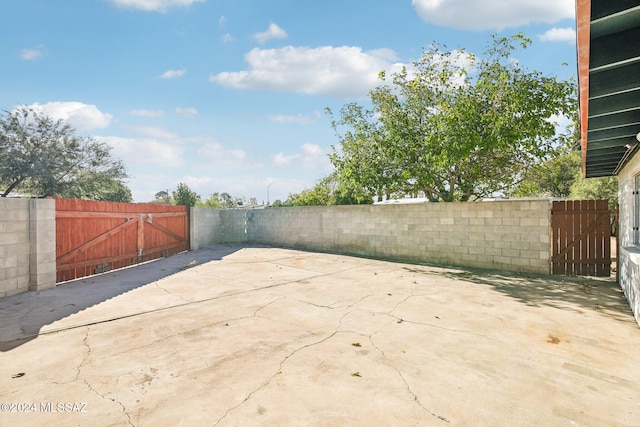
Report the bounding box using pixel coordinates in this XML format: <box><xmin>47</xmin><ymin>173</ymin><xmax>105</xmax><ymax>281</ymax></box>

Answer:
<box><xmin>1</xmin><ymin>0</ymin><xmax>577</xmax><ymax>203</ymax></box>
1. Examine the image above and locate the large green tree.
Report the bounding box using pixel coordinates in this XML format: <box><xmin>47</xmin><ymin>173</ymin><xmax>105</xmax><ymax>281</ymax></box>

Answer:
<box><xmin>173</xmin><ymin>182</ymin><xmax>200</xmax><ymax>207</ymax></box>
<box><xmin>67</xmin><ymin>172</ymin><xmax>133</xmax><ymax>202</ymax></box>
<box><xmin>329</xmin><ymin>34</ymin><xmax>577</xmax><ymax>202</ymax></box>
<box><xmin>0</xmin><ymin>106</ymin><xmax>129</xmax><ymax>199</ymax></box>
<box><xmin>511</xmin><ymin>150</ymin><xmax>582</xmax><ymax>198</ymax></box>
<box><xmin>570</xmin><ymin>174</ymin><xmax>618</xmax><ymax>209</ymax></box>
<box><xmin>511</xmin><ymin>149</ymin><xmax>618</xmax><ymax>210</ymax></box>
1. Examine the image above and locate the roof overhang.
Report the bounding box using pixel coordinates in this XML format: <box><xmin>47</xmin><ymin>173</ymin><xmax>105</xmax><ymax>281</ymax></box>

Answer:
<box><xmin>577</xmin><ymin>0</ymin><xmax>640</xmax><ymax>177</ymax></box>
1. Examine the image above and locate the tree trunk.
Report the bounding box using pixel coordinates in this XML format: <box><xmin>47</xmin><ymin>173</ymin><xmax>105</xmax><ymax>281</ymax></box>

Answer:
<box><xmin>1</xmin><ymin>177</ymin><xmax>26</xmax><ymax>197</ymax></box>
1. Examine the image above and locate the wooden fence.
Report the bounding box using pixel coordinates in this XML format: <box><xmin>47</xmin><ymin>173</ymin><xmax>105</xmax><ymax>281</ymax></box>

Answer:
<box><xmin>550</xmin><ymin>200</ymin><xmax>611</xmax><ymax>277</ymax></box>
<box><xmin>56</xmin><ymin>199</ymin><xmax>189</xmax><ymax>282</ymax></box>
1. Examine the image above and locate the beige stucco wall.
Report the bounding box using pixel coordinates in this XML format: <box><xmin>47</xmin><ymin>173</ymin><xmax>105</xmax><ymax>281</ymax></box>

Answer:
<box><xmin>617</xmin><ymin>153</ymin><xmax>640</xmax><ymax>326</ymax></box>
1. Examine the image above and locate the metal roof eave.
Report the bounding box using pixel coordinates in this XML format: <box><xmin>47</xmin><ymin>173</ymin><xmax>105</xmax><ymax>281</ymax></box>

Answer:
<box><xmin>577</xmin><ymin>0</ymin><xmax>640</xmax><ymax>177</ymax></box>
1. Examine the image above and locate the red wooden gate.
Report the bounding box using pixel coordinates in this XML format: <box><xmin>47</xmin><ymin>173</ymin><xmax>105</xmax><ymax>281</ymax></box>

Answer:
<box><xmin>56</xmin><ymin>198</ymin><xmax>189</xmax><ymax>282</ymax></box>
<box><xmin>550</xmin><ymin>200</ymin><xmax>611</xmax><ymax>277</ymax></box>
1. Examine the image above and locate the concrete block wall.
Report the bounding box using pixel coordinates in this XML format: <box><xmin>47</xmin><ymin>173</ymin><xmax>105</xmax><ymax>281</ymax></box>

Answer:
<box><xmin>0</xmin><ymin>198</ymin><xmax>56</xmax><ymax>298</ymax></box>
<box><xmin>1</xmin><ymin>199</ymin><xmax>550</xmax><ymax>301</ymax></box>
<box><xmin>244</xmin><ymin>200</ymin><xmax>550</xmax><ymax>274</ymax></box>
<box><xmin>0</xmin><ymin>198</ymin><xmax>30</xmax><ymax>297</ymax></box>
<box><xmin>29</xmin><ymin>199</ymin><xmax>57</xmax><ymax>291</ymax></box>
<box><xmin>189</xmin><ymin>207</ymin><xmax>248</xmax><ymax>250</ymax></box>
<box><xmin>218</xmin><ymin>210</ymin><xmax>249</xmax><ymax>243</ymax></box>
<box><xmin>190</xmin><ymin>207</ymin><xmax>220</xmax><ymax>251</ymax></box>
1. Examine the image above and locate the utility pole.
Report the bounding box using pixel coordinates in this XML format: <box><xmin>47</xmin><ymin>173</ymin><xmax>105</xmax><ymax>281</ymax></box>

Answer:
<box><xmin>267</xmin><ymin>181</ymin><xmax>274</xmax><ymax>207</ymax></box>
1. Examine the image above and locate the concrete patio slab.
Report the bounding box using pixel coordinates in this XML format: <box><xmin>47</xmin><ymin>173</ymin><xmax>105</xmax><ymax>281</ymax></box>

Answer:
<box><xmin>0</xmin><ymin>245</ymin><xmax>639</xmax><ymax>426</ymax></box>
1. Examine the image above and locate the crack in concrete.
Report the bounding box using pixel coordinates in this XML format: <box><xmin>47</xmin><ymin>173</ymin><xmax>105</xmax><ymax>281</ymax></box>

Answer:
<box><xmin>76</xmin><ymin>327</ymin><xmax>134</xmax><ymax>427</ymax></box>
<box><xmin>395</xmin><ymin>366</ymin><xmax>451</xmax><ymax>423</ymax></box>
<box><xmin>106</xmin><ymin>297</ymin><xmax>292</xmax><ymax>360</ymax></box>
<box><xmin>252</xmin><ymin>296</ymin><xmax>287</xmax><ymax>317</ymax></box>
<box><xmin>382</xmin><ymin>302</ymin><xmax>508</xmax><ymax>346</ymax></box>
<box><xmin>381</xmin><ymin>289</ymin><xmax>502</xmax><ymax>342</ymax></box>
<box><xmin>289</xmin><ymin>296</ymin><xmax>339</xmax><ymax>310</ymax></box>
<box><xmin>154</xmin><ymin>281</ymin><xmax>191</xmax><ymax>303</ymax></box>
<box><xmin>74</xmin><ymin>328</ymin><xmax>91</xmax><ymax>382</ymax></box>
<box><xmin>106</xmin><ymin>316</ymin><xmax>254</xmax><ymax>358</ymax></box>
<box><xmin>211</xmin><ymin>327</ymin><xmax>342</xmax><ymax>427</ymax></box>
<box><xmin>367</xmin><ymin>334</ymin><xmax>451</xmax><ymax>424</ymax></box>
<box><xmin>346</xmin><ymin>289</ymin><xmax>462</xmax><ymax>424</ymax></box>
<box><xmin>211</xmin><ymin>302</ymin><xmax>360</xmax><ymax>427</ymax></box>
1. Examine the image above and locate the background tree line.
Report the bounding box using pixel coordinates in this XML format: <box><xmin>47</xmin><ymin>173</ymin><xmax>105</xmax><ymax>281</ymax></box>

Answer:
<box><xmin>153</xmin><ymin>186</ymin><xmax>247</xmax><ymax>208</ymax></box>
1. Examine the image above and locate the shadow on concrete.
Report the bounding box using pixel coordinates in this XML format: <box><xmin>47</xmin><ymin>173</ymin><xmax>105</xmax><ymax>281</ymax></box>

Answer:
<box><xmin>0</xmin><ymin>244</ymin><xmax>243</xmax><ymax>351</ymax></box>
<box><xmin>404</xmin><ymin>265</ymin><xmax>633</xmax><ymax>324</ymax></box>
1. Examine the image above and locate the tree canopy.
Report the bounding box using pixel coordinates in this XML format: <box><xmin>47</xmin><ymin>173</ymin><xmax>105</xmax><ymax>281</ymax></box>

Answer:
<box><xmin>197</xmin><ymin>193</ymin><xmax>223</xmax><ymax>209</ymax></box>
<box><xmin>328</xmin><ymin>34</ymin><xmax>577</xmax><ymax>202</ymax></box>
<box><xmin>154</xmin><ymin>190</ymin><xmax>172</xmax><ymax>204</ymax></box>
<box><xmin>173</xmin><ymin>182</ymin><xmax>200</xmax><ymax>207</ymax></box>
<box><xmin>275</xmin><ymin>173</ymin><xmax>373</xmax><ymax>207</ymax></box>
<box><xmin>512</xmin><ymin>149</ymin><xmax>617</xmax><ymax>210</ymax></box>
<box><xmin>510</xmin><ymin>150</ymin><xmax>582</xmax><ymax>199</ymax></box>
<box><xmin>0</xmin><ymin>106</ymin><xmax>129</xmax><ymax>200</ymax></box>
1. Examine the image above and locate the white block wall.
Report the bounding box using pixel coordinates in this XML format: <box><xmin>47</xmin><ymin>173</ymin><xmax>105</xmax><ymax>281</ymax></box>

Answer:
<box><xmin>196</xmin><ymin>200</ymin><xmax>551</xmax><ymax>275</ymax></box>
<box><xmin>0</xmin><ymin>198</ymin><xmax>56</xmax><ymax>297</ymax></box>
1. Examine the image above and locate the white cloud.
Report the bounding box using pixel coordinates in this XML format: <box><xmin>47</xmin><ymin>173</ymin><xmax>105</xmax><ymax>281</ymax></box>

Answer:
<box><xmin>221</xmin><ymin>32</ymin><xmax>234</xmax><ymax>43</ymax></box>
<box><xmin>268</xmin><ymin>114</ymin><xmax>315</xmax><ymax>125</ymax></box>
<box><xmin>252</xmin><ymin>23</ymin><xmax>288</xmax><ymax>44</ymax></box>
<box><xmin>302</xmin><ymin>143</ymin><xmax>322</xmax><ymax>157</ymax></box>
<box><xmin>210</xmin><ymin>45</ymin><xmax>406</xmax><ymax>98</ymax></box>
<box><xmin>175</xmin><ymin>107</ymin><xmax>198</xmax><ymax>117</ymax></box>
<box><xmin>539</xmin><ymin>27</ymin><xmax>576</xmax><ymax>44</ymax></box>
<box><xmin>158</xmin><ymin>68</ymin><xmax>186</xmax><ymax>79</ymax></box>
<box><xmin>218</xmin><ymin>15</ymin><xmax>226</xmax><ymax>27</ymax></box>
<box><xmin>273</xmin><ymin>144</ymin><xmax>329</xmax><ymax>170</ymax></box>
<box><xmin>20</xmin><ymin>45</ymin><xmax>45</xmax><ymax>61</ymax></box>
<box><xmin>273</xmin><ymin>152</ymin><xmax>295</xmax><ymax>166</ymax></box>
<box><xmin>107</xmin><ymin>0</ymin><xmax>205</xmax><ymax>12</ymax></box>
<box><xmin>194</xmin><ymin>142</ymin><xmax>265</xmax><ymax>172</ymax></box>
<box><xmin>411</xmin><ymin>0</ymin><xmax>574</xmax><ymax>31</ymax></box>
<box><xmin>129</xmin><ymin>109</ymin><xmax>165</xmax><ymax>117</ymax></box>
<box><xmin>99</xmin><ymin>136</ymin><xmax>185</xmax><ymax>167</ymax></box>
<box><xmin>198</xmin><ymin>143</ymin><xmax>247</xmax><ymax>162</ymax></box>
<box><xmin>25</xmin><ymin>101</ymin><xmax>112</xmax><ymax>131</ymax></box>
